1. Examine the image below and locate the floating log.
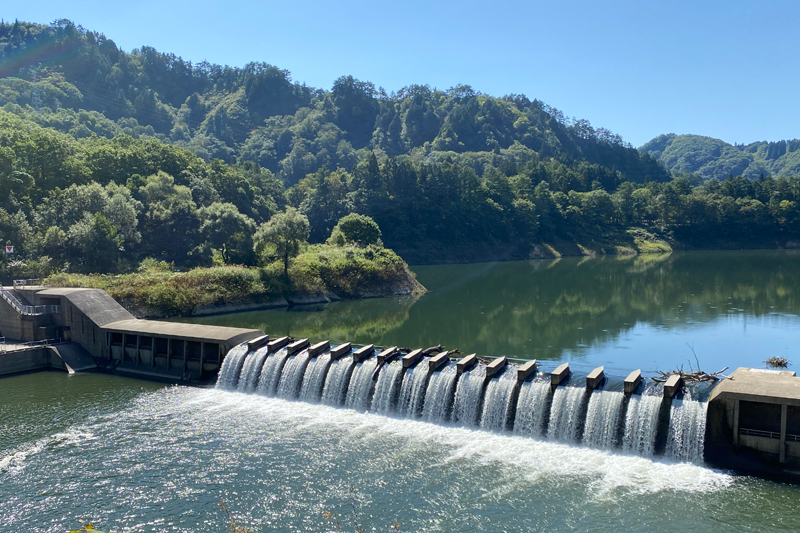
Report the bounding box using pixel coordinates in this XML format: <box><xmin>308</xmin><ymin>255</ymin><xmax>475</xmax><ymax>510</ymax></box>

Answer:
<box><xmin>267</xmin><ymin>336</ymin><xmax>290</xmax><ymax>353</ymax></box>
<box><xmin>551</xmin><ymin>363</ymin><xmax>571</xmax><ymax>386</ymax></box>
<box><xmin>287</xmin><ymin>338</ymin><xmax>309</xmax><ymax>355</ymax></box>
<box><xmin>664</xmin><ymin>374</ymin><xmax>683</xmax><ymax>398</ymax></box>
<box><xmin>247</xmin><ymin>335</ymin><xmax>269</xmax><ymax>351</ymax></box>
<box><xmin>353</xmin><ymin>344</ymin><xmax>375</xmax><ymax>363</ymax></box>
<box><xmin>308</xmin><ymin>340</ymin><xmax>330</xmax><ymax>357</ymax></box>
<box><xmin>456</xmin><ymin>354</ymin><xmax>478</xmax><ymax>375</ymax></box>
<box><xmin>402</xmin><ymin>349</ymin><xmax>423</xmax><ymax>368</ymax></box>
<box><xmin>517</xmin><ymin>360</ymin><xmax>537</xmax><ymax>382</ymax></box>
<box><xmin>330</xmin><ymin>342</ymin><xmax>352</xmax><ymax>360</ymax></box>
<box><xmin>377</xmin><ymin>346</ymin><xmax>399</xmax><ymax>364</ymax></box>
<box><xmin>624</xmin><ymin>369</ymin><xmax>642</xmax><ymax>394</ymax></box>
<box><xmin>422</xmin><ymin>345</ymin><xmax>444</xmax><ymax>356</ymax></box>
<box><xmin>429</xmin><ymin>351</ymin><xmax>451</xmax><ymax>371</ymax></box>
<box><xmin>486</xmin><ymin>356</ymin><xmax>508</xmax><ymax>379</ymax></box>
<box><xmin>586</xmin><ymin>366</ymin><xmax>605</xmax><ymax>389</ymax></box>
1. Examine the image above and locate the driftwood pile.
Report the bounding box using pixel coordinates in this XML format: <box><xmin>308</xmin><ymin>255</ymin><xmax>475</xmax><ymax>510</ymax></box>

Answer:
<box><xmin>651</xmin><ymin>366</ymin><xmax>729</xmax><ymax>384</ymax></box>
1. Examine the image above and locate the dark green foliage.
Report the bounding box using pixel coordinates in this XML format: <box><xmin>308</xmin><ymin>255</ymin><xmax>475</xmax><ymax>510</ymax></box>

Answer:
<box><xmin>328</xmin><ymin>213</ymin><xmax>382</xmax><ymax>247</ymax></box>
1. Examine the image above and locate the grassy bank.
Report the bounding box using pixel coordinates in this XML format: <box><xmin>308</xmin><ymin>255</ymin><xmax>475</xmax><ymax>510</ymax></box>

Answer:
<box><xmin>45</xmin><ymin>244</ymin><xmax>425</xmax><ymax>318</ymax></box>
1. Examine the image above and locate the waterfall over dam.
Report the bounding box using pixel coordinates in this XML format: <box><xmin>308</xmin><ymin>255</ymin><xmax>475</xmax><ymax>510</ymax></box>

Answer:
<box><xmin>216</xmin><ymin>340</ymin><xmax>710</xmax><ymax>463</ymax></box>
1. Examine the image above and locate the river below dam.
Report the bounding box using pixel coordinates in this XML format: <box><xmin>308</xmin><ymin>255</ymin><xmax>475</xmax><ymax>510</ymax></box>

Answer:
<box><xmin>4</xmin><ymin>250</ymin><xmax>800</xmax><ymax>531</ymax></box>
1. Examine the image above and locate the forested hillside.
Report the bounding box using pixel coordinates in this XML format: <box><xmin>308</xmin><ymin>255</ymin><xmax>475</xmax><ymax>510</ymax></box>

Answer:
<box><xmin>0</xmin><ymin>19</ymin><xmax>799</xmax><ymax>279</ymax></box>
<box><xmin>640</xmin><ymin>134</ymin><xmax>800</xmax><ymax>182</ymax></box>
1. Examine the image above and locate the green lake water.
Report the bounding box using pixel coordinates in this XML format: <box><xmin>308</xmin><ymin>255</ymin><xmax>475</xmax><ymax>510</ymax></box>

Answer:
<box><xmin>3</xmin><ymin>250</ymin><xmax>800</xmax><ymax>532</ymax></box>
<box><xmin>181</xmin><ymin>250</ymin><xmax>800</xmax><ymax>376</ymax></box>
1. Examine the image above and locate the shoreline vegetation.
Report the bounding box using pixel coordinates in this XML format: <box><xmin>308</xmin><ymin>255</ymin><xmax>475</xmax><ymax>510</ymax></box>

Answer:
<box><xmin>45</xmin><ymin>243</ymin><xmax>425</xmax><ymax>318</ymax></box>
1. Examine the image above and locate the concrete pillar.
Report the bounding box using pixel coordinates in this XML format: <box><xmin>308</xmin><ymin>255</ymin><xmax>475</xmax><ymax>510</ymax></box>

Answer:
<box><xmin>309</xmin><ymin>340</ymin><xmax>330</xmax><ymax>357</ymax></box>
<box><xmin>781</xmin><ymin>403</ymin><xmax>788</xmax><ymax>463</ymax></box>
<box><xmin>428</xmin><ymin>351</ymin><xmax>450</xmax><ymax>372</ymax></box>
<box><xmin>330</xmin><ymin>343</ymin><xmax>352</xmax><ymax>360</ymax></box>
<box><xmin>183</xmin><ymin>340</ymin><xmax>187</xmax><ymax>373</ymax></box>
<box><xmin>456</xmin><ymin>354</ymin><xmax>477</xmax><ymax>375</ymax></box>
<box><xmin>376</xmin><ymin>346</ymin><xmax>398</xmax><ymax>364</ymax></box>
<box><xmin>733</xmin><ymin>398</ymin><xmax>740</xmax><ymax>447</ymax></box>
<box><xmin>664</xmin><ymin>374</ymin><xmax>683</xmax><ymax>398</ymax></box>
<box><xmin>485</xmin><ymin>356</ymin><xmax>508</xmax><ymax>380</ymax></box>
<box><xmin>267</xmin><ymin>336</ymin><xmax>290</xmax><ymax>353</ymax></box>
<box><xmin>402</xmin><ymin>349</ymin><xmax>423</xmax><ymax>368</ymax></box>
<box><xmin>353</xmin><ymin>344</ymin><xmax>375</xmax><ymax>363</ymax></box>
<box><xmin>136</xmin><ymin>334</ymin><xmax>141</xmax><ymax>367</ymax></box>
<box><xmin>247</xmin><ymin>335</ymin><xmax>270</xmax><ymax>351</ymax></box>
<box><xmin>517</xmin><ymin>360</ymin><xmax>537</xmax><ymax>382</ymax></box>
<box><xmin>287</xmin><ymin>338</ymin><xmax>310</xmax><ymax>355</ymax></box>
<box><xmin>551</xmin><ymin>363</ymin><xmax>570</xmax><ymax>386</ymax></box>
<box><xmin>624</xmin><ymin>369</ymin><xmax>642</xmax><ymax>395</ymax></box>
<box><xmin>586</xmin><ymin>366</ymin><xmax>604</xmax><ymax>389</ymax></box>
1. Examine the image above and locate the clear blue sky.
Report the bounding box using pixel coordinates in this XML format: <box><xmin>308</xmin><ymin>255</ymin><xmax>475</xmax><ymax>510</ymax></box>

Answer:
<box><xmin>7</xmin><ymin>0</ymin><xmax>799</xmax><ymax>147</ymax></box>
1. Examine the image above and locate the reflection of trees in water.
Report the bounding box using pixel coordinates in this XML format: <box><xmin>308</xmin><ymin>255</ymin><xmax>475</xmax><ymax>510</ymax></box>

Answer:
<box><xmin>403</xmin><ymin>251</ymin><xmax>800</xmax><ymax>361</ymax></box>
<box><xmin>181</xmin><ymin>295</ymin><xmax>422</xmax><ymax>345</ymax></box>
<box><xmin>183</xmin><ymin>251</ymin><xmax>800</xmax><ymax>361</ymax></box>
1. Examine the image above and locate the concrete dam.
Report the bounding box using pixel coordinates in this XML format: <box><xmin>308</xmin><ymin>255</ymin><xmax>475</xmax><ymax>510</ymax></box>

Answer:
<box><xmin>2</xmin><ymin>284</ymin><xmax>800</xmax><ymax>479</ymax></box>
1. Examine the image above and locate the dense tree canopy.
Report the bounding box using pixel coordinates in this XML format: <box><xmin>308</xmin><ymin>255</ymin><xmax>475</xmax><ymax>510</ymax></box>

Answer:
<box><xmin>0</xmin><ymin>19</ymin><xmax>798</xmax><ymax>276</ymax></box>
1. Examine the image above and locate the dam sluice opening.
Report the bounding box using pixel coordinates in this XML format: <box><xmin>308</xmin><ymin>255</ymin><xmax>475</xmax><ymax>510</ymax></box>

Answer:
<box><xmin>217</xmin><ymin>343</ymin><xmax>709</xmax><ymax>463</ymax></box>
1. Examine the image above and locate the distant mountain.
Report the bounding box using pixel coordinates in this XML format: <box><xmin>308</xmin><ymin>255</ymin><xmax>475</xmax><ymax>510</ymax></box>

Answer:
<box><xmin>640</xmin><ymin>133</ymin><xmax>800</xmax><ymax>181</ymax></box>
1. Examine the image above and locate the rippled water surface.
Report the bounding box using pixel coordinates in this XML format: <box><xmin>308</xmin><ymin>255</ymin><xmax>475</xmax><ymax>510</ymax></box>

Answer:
<box><xmin>3</xmin><ymin>372</ymin><xmax>800</xmax><ymax>532</ymax></box>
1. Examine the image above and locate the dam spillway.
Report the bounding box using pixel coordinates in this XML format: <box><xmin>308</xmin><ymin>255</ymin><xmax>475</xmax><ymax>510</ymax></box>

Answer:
<box><xmin>216</xmin><ymin>342</ymin><xmax>709</xmax><ymax>463</ymax></box>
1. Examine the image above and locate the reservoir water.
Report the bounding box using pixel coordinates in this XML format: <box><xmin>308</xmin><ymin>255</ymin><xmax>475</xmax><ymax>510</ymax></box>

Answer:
<box><xmin>3</xmin><ymin>250</ymin><xmax>800</xmax><ymax>531</ymax></box>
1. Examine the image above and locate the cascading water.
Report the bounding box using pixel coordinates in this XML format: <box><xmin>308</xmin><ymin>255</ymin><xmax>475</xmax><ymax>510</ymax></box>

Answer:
<box><xmin>217</xmin><ymin>350</ymin><xmax>711</xmax><ymax>464</ymax></box>
<box><xmin>582</xmin><ymin>390</ymin><xmax>625</xmax><ymax>449</ymax></box>
<box><xmin>344</xmin><ymin>358</ymin><xmax>378</xmax><ymax>410</ymax></box>
<box><xmin>421</xmin><ymin>363</ymin><xmax>458</xmax><ymax>423</ymax></box>
<box><xmin>320</xmin><ymin>358</ymin><xmax>355</xmax><ymax>406</ymax></box>
<box><xmin>298</xmin><ymin>353</ymin><xmax>331</xmax><ymax>402</ymax></box>
<box><xmin>215</xmin><ymin>344</ymin><xmax>250</xmax><ymax>390</ymax></box>
<box><xmin>513</xmin><ymin>379</ymin><xmax>552</xmax><ymax>437</ymax></box>
<box><xmin>547</xmin><ymin>386</ymin><xmax>587</xmax><ymax>442</ymax></box>
<box><xmin>236</xmin><ymin>346</ymin><xmax>269</xmax><ymax>392</ymax></box>
<box><xmin>397</xmin><ymin>364</ymin><xmax>430</xmax><ymax>417</ymax></box>
<box><xmin>256</xmin><ymin>348</ymin><xmax>289</xmax><ymax>396</ymax></box>
<box><xmin>480</xmin><ymin>370</ymin><xmax>517</xmax><ymax>431</ymax></box>
<box><xmin>276</xmin><ymin>350</ymin><xmax>311</xmax><ymax>399</ymax></box>
<box><xmin>665</xmin><ymin>399</ymin><xmax>708</xmax><ymax>463</ymax></box>
<box><xmin>452</xmin><ymin>365</ymin><xmax>487</xmax><ymax>427</ymax></box>
<box><xmin>372</xmin><ymin>360</ymin><xmax>404</xmax><ymax>414</ymax></box>
<box><xmin>622</xmin><ymin>394</ymin><xmax>663</xmax><ymax>456</ymax></box>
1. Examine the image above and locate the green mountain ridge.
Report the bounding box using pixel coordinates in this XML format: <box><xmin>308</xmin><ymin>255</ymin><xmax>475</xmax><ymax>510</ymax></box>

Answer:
<box><xmin>640</xmin><ymin>133</ymin><xmax>800</xmax><ymax>181</ymax></box>
<box><xmin>0</xmin><ymin>19</ymin><xmax>667</xmax><ymax>186</ymax></box>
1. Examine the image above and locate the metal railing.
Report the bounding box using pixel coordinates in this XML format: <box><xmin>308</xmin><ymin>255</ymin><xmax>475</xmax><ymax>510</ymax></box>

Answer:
<box><xmin>0</xmin><ymin>286</ymin><xmax>60</xmax><ymax>315</ymax></box>
<box><xmin>739</xmin><ymin>428</ymin><xmax>800</xmax><ymax>441</ymax></box>
<box><xmin>0</xmin><ymin>338</ymin><xmax>69</xmax><ymax>354</ymax></box>
<box><xmin>13</xmin><ymin>279</ymin><xmax>42</xmax><ymax>288</ymax></box>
